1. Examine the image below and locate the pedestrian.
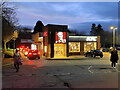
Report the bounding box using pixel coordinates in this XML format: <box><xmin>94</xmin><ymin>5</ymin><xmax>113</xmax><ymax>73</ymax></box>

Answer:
<box><xmin>110</xmin><ymin>47</ymin><xmax>119</xmax><ymax>68</ymax></box>
<box><xmin>13</xmin><ymin>49</ymin><xmax>22</xmax><ymax>72</ymax></box>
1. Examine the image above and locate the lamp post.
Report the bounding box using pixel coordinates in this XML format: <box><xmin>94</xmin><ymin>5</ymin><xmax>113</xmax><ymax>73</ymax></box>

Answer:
<box><xmin>110</xmin><ymin>26</ymin><xmax>117</xmax><ymax>48</ymax></box>
<box><xmin>12</xmin><ymin>30</ymin><xmax>18</xmax><ymax>53</ymax></box>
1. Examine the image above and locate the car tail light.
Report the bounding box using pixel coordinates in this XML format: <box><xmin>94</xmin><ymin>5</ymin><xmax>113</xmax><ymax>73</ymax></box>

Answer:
<box><xmin>38</xmin><ymin>52</ymin><xmax>40</xmax><ymax>55</ymax></box>
<box><xmin>29</xmin><ymin>52</ymin><xmax>32</xmax><ymax>55</ymax></box>
<box><xmin>17</xmin><ymin>48</ymin><xmax>19</xmax><ymax>50</ymax></box>
<box><xmin>25</xmin><ymin>52</ymin><xmax>28</xmax><ymax>55</ymax></box>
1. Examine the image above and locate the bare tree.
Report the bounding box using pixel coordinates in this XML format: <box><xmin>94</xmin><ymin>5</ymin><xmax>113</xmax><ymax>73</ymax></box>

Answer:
<box><xmin>1</xmin><ymin>0</ymin><xmax>18</xmax><ymax>50</ymax></box>
<box><xmin>1</xmin><ymin>0</ymin><xmax>18</xmax><ymax>26</ymax></box>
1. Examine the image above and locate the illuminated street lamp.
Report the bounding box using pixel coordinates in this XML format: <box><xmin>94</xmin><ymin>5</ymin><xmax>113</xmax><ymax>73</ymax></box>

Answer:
<box><xmin>110</xmin><ymin>26</ymin><xmax>118</xmax><ymax>48</ymax></box>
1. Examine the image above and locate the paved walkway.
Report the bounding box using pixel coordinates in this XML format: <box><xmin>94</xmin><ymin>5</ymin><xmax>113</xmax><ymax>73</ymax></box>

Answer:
<box><xmin>2</xmin><ymin>58</ymin><xmax>14</xmax><ymax>67</ymax></box>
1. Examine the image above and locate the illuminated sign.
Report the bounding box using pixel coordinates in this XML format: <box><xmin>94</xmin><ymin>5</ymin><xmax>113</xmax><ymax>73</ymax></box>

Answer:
<box><xmin>38</xmin><ymin>37</ymin><xmax>43</xmax><ymax>42</ymax></box>
<box><xmin>69</xmin><ymin>36</ymin><xmax>97</xmax><ymax>41</ymax></box>
<box><xmin>21</xmin><ymin>39</ymin><xmax>34</xmax><ymax>43</ymax></box>
<box><xmin>31</xmin><ymin>44</ymin><xmax>37</xmax><ymax>50</ymax></box>
<box><xmin>43</xmin><ymin>32</ymin><xmax>48</xmax><ymax>36</ymax></box>
<box><xmin>44</xmin><ymin>46</ymin><xmax>47</xmax><ymax>53</ymax></box>
<box><xmin>86</xmin><ymin>37</ymin><xmax>97</xmax><ymax>41</ymax></box>
<box><xmin>55</xmin><ymin>32</ymin><xmax>66</xmax><ymax>43</ymax></box>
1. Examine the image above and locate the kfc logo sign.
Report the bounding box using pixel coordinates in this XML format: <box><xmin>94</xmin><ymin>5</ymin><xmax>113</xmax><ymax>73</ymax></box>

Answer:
<box><xmin>55</xmin><ymin>32</ymin><xmax>66</xmax><ymax>43</ymax></box>
<box><xmin>86</xmin><ymin>37</ymin><xmax>97</xmax><ymax>41</ymax></box>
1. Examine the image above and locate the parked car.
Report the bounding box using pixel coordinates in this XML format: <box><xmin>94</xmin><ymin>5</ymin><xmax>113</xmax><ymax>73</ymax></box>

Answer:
<box><xmin>84</xmin><ymin>50</ymin><xmax>103</xmax><ymax>58</ymax></box>
<box><xmin>22</xmin><ymin>48</ymin><xmax>30</xmax><ymax>56</ymax></box>
<box><xmin>116</xmin><ymin>47</ymin><xmax>120</xmax><ymax>50</ymax></box>
<box><xmin>18</xmin><ymin>46</ymin><xmax>26</xmax><ymax>51</ymax></box>
<box><xmin>27</xmin><ymin>50</ymin><xmax>41</xmax><ymax>59</ymax></box>
<box><xmin>17</xmin><ymin>46</ymin><xmax>29</xmax><ymax>52</ymax></box>
<box><xmin>102</xmin><ymin>48</ymin><xmax>110</xmax><ymax>52</ymax></box>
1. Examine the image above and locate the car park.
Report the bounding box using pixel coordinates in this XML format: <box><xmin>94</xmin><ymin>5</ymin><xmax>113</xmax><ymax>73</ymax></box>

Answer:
<box><xmin>84</xmin><ymin>50</ymin><xmax>103</xmax><ymax>58</ymax></box>
<box><xmin>27</xmin><ymin>50</ymin><xmax>41</xmax><ymax>59</ymax></box>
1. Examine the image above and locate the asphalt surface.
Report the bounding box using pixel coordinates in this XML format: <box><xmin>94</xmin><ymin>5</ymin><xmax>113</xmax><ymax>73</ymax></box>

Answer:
<box><xmin>2</xmin><ymin>52</ymin><xmax>120</xmax><ymax>89</ymax></box>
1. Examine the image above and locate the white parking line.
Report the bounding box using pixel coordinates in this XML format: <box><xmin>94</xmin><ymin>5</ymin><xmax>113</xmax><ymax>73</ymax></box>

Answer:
<box><xmin>88</xmin><ymin>65</ymin><xmax>93</xmax><ymax>74</ymax></box>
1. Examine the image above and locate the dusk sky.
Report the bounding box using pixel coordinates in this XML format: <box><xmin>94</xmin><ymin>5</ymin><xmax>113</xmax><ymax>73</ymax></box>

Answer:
<box><xmin>11</xmin><ymin>2</ymin><xmax>118</xmax><ymax>34</ymax></box>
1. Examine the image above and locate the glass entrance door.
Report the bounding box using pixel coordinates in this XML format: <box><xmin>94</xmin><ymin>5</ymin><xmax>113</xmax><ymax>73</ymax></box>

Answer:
<box><xmin>54</xmin><ymin>44</ymin><xmax>66</xmax><ymax>57</ymax></box>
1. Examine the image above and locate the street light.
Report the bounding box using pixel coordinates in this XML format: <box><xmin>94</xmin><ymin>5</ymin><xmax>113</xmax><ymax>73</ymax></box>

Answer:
<box><xmin>110</xmin><ymin>26</ymin><xmax>118</xmax><ymax>48</ymax></box>
<box><xmin>12</xmin><ymin>30</ymin><xmax>18</xmax><ymax>53</ymax></box>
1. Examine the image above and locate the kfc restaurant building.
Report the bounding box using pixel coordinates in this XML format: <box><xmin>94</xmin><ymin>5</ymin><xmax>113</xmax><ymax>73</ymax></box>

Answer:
<box><xmin>43</xmin><ymin>24</ymin><xmax>69</xmax><ymax>58</ymax></box>
<box><xmin>42</xmin><ymin>24</ymin><xmax>100</xmax><ymax>59</ymax></box>
<box><xmin>69</xmin><ymin>36</ymin><xmax>100</xmax><ymax>55</ymax></box>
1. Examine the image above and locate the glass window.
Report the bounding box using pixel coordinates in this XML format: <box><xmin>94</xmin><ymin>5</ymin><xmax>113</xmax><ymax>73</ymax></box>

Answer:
<box><xmin>69</xmin><ymin>42</ymin><xmax>80</xmax><ymax>52</ymax></box>
<box><xmin>84</xmin><ymin>42</ymin><xmax>97</xmax><ymax>52</ymax></box>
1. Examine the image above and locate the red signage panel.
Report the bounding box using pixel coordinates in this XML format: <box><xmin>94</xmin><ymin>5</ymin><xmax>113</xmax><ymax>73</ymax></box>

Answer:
<box><xmin>55</xmin><ymin>32</ymin><xmax>66</xmax><ymax>43</ymax></box>
<box><xmin>43</xmin><ymin>32</ymin><xmax>48</xmax><ymax>36</ymax></box>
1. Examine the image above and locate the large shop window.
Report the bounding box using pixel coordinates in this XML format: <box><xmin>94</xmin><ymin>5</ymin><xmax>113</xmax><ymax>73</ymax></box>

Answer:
<box><xmin>84</xmin><ymin>42</ymin><xmax>97</xmax><ymax>52</ymax></box>
<box><xmin>69</xmin><ymin>42</ymin><xmax>80</xmax><ymax>52</ymax></box>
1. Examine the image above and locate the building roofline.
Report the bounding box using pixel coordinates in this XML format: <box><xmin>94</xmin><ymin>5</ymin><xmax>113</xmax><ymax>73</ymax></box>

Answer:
<box><xmin>46</xmin><ymin>24</ymin><xmax>68</xmax><ymax>27</ymax></box>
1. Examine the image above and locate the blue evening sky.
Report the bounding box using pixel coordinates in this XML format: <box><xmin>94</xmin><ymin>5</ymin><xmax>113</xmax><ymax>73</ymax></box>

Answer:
<box><xmin>12</xmin><ymin>2</ymin><xmax>118</xmax><ymax>34</ymax></box>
